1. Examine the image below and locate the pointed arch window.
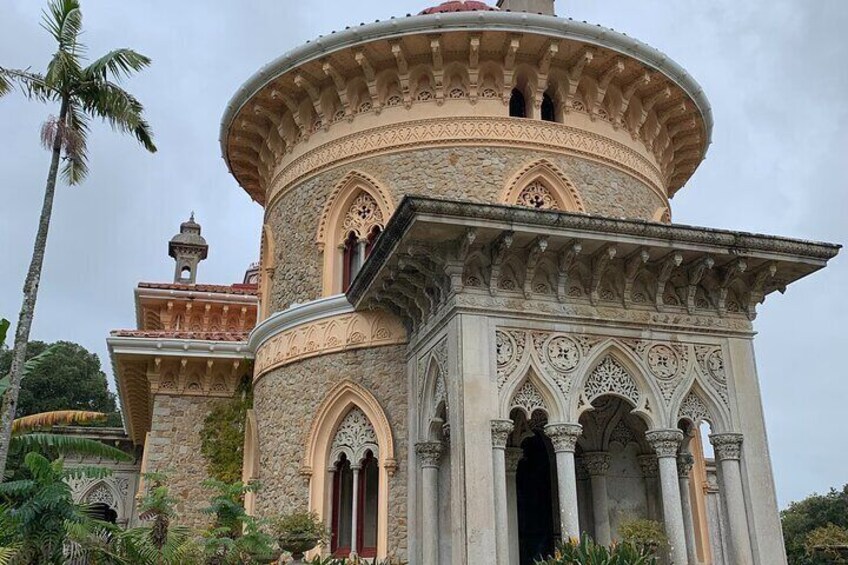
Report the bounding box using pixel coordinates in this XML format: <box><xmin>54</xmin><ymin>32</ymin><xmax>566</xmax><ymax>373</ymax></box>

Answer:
<box><xmin>329</xmin><ymin>408</ymin><xmax>380</xmax><ymax>558</ymax></box>
<box><xmin>340</xmin><ymin>193</ymin><xmax>385</xmax><ymax>291</ymax></box>
<box><xmin>517</xmin><ymin>180</ymin><xmax>559</xmax><ymax>210</ymax></box>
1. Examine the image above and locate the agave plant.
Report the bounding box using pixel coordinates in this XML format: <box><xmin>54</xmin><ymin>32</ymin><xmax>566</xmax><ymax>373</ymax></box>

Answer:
<box><xmin>536</xmin><ymin>535</ymin><xmax>657</xmax><ymax>565</ymax></box>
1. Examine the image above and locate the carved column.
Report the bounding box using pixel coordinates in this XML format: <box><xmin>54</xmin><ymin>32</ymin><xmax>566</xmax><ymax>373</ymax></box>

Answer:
<box><xmin>545</xmin><ymin>423</ymin><xmax>583</xmax><ymax>541</ymax></box>
<box><xmin>638</xmin><ymin>454</ymin><xmax>662</xmax><ymax>522</ymax></box>
<box><xmin>583</xmin><ymin>452</ymin><xmax>612</xmax><ymax>546</ymax></box>
<box><xmin>678</xmin><ymin>453</ymin><xmax>698</xmax><ymax>565</ymax></box>
<box><xmin>350</xmin><ymin>465</ymin><xmax>360</xmax><ymax>557</ymax></box>
<box><xmin>646</xmin><ymin>429</ymin><xmax>687</xmax><ymax>565</ymax></box>
<box><xmin>711</xmin><ymin>433</ymin><xmax>754</xmax><ymax>565</ymax></box>
<box><xmin>505</xmin><ymin>447</ymin><xmax>523</xmax><ymax>565</ymax></box>
<box><xmin>417</xmin><ymin>441</ymin><xmax>443</xmax><ymax>565</ymax></box>
<box><xmin>491</xmin><ymin>420</ymin><xmax>514</xmax><ymax>565</ymax></box>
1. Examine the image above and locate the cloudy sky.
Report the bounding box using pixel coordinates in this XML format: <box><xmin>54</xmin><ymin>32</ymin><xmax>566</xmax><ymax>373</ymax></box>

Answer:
<box><xmin>1</xmin><ymin>0</ymin><xmax>846</xmax><ymax>507</ymax></box>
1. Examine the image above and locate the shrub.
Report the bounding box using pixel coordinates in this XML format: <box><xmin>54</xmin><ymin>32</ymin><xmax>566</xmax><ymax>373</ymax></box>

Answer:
<box><xmin>805</xmin><ymin>524</ymin><xmax>848</xmax><ymax>562</ymax></box>
<box><xmin>536</xmin><ymin>534</ymin><xmax>657</xmax><ymax>565</ymax></box>
<box><xmin>618</xmin><ymin>519</ymin><xmax>668</xmax><ymax>555</ymax></box>
<box><xmin>272</xmin><ymin>510</ymin><xmax>329</xmax><ymax>557</ymax></box>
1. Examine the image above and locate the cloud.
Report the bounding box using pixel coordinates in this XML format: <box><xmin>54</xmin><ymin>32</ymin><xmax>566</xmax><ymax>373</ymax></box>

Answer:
<box><xmin>1</xmin><ymin>0</ymin><xmax>845</xmax><ymax>507</ymax></box>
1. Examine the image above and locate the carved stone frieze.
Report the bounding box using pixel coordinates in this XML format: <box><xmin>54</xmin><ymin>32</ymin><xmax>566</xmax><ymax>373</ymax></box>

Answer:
<box><xmin>269</xmin><ymin>117</ymin><xmax>665</xmax><ymax>207</ymax></box>
<box><xmin>254</xmin><ymin>311</ymin><xmax>406</xmax><ymax>378</ymax></box>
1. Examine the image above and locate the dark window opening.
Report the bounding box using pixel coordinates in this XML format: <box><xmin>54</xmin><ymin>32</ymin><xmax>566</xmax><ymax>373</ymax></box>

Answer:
<box><xmin>541</xmin><ymin>93</ymin><xmax>556</xmax><ymax>122</ymax></box>
<box><xmin>510</xmin><ymin>88</ymin><xmax>527</xmax><ymax>118</ymax></box>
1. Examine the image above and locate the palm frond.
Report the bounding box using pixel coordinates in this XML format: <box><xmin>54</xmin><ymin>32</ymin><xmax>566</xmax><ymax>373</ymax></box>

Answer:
<box><xmin>41</xmin><ymin>0</ymin><xmax>84</xmax><ymax>54</ymax></box>
<box><xmin>85</xmin><ymin>48</ymin><xmax>152</xmax><ymax>82</ymax></box>
<box><xmin>12</xmin><ymin>410</ymin><xmax>106</xmax><ymax>434</ymax></box>
<box><xmin>0</xmin><ymin>67</ymin><xmax>54</xmax><ymax>101</ymax></box>
<box><xmin>11</xmin><ymin>433</ymin><xmax>132</xmax><ymax>462</ymax></box>
<box><xmin>78</xmin><ymin>80</ymin><xmax>156</xmax><ymax>153</ymax></box>
<box><xmin>0</xmin><ymin>545</ymin><xmax>20</xmax><ymax>565</ymax></box>
<box><xmin>44</xmin><ymin>47</ymin><xmax>82</xmax><ymax>89</ymax></box>
<box><xmin>61</xmin><ymin>101</ymin><xmax>90</xmax><ymax>184</ymax></box>
<box><xmin>22</xmin><ymin>342</ymin><xmax>59</xmax><ymax>377</ymax></box>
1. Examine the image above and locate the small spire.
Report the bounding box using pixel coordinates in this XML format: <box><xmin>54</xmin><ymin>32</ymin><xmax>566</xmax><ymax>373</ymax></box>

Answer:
<box><xmin>190</xmin><ymin>211</ymin><xmax>195</xmax><ymax>222</ymax></box>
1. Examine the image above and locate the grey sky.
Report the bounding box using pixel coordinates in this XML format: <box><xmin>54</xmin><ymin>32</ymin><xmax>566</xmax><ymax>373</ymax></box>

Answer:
<box><xmin>1</xmin><ymin>0</ymin><xmax>846</xmax><ymax>508</ymax></box>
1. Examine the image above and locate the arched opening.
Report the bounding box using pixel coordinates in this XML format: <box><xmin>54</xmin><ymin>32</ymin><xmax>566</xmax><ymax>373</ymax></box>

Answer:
<box><xmin>577</xmin><ymin>395</ymin><xmax>655</xmax><ymax>543</ymax></box>
<box><xmin>359</xmin><ymin>451</ymin><xmax>379</xmax><ymax>557</ymax></box>
<box><xmin>510</xmin><ymin>88</ymin><xmax>528</xmax><ymax>118</ymax></box>
<box><xmin>180</xmin><ymin>266</ymin><xmax>191</xmax><ymax>281</ymax></box>
<box><xmin>512</xmin><ymin>409</ymin><xmax>559</xmax><ymax>565</ymax></box>
<box><xmin>330</xmin><ymin>449</ymin><xmax>380</xmax><ymax>559</ymax></box>
<box><xmin>541</xmin><ymin>93</ymin><xmax>556</xmax><ymax>122</ymax></box>
<box><xmin>331</xmin><ymin>454</ymin><xmax>354</xmax><ymax>556</ymax></box>
<box><xmin>87</xmin><ymin>502</ymin><xmax>118</xmax><ymax>524</ymax></box>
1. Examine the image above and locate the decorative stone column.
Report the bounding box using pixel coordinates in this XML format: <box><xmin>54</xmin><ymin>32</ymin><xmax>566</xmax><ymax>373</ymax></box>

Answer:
<box><xmin>545</xmin><ymin>423</ymin><xmax>583</xmax><ymax>541</ymax></box>
<box><xmin>417</xmin><ymin>441</ymin><xmax>444</xmax><ymax>565</ymax></box>
<box><xmin>492</xmin><ymin>420</ymin><xmax>515</xmax><ymax>565</ymax></box>
<box><xmin>638</xmin><ymin>454</ymin><xmax>662</xmax><ymax>522</ymax></box>
<box><xmin>677</xmin><ymin>453</ymin><xmax>698</xmax><ymax>565</ymax></box>
<box><xmin>645</xmin><ymin>430</ymin><xmax>687</xmax><ymax>565</ymax></box>
<box><xmin>583</xmin><ymin>452</ymin><xmax>612</xmax><ymax>546</ymax></box>
<box><xmin>350</xmin><ymin>465</ymin><xmax>360</xmax><ymax>557</ymax></box>
<box><xmin>710</xmin><ymin>433</ymin><xmax>754</xmax><ymax>565</ymax></box>
<box><xmin>505</xmin><ymin>447</ymin><xmax>523</xmax><ymax>565</ymax></box>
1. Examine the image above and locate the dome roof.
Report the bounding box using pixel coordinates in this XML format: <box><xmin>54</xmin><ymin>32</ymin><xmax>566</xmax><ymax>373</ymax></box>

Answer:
<box><xmin>420</xmin><ymin>1</ymin><xmax>498</xmax><ymax>15</ymax></box>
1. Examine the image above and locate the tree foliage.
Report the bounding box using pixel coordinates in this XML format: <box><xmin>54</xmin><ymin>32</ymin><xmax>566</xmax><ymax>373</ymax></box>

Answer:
<box><xmin>0</xmin><ymin>341</ymin><xmax>121</xmax><ymax>426</ymax></box>
<box><xmin>200</xmin><ymin>378</ymin><xmax>252</xmax><ymax>484</ymax></box>
<box><xmin>782</xmin><ymin>485</ymin><xmax>848</xmax><ymax>564</ymax></box>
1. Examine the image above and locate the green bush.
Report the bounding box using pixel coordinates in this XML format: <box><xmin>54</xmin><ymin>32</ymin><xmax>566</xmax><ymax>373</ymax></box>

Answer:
<box><xmin>618</xmin><ymin>519</ymin><xmax>668</xmax><ymax>555</ymax></box>
<box><xmin>805</xmin><ymin>524</ymin><xmax>848</xmax><ymax>563</ymax></box>
<box><xmin>272</xmin><ymin>509</ymin><xmax>329</xmax><ymax>557</ymax></box>
<box><xmin>200</xmin><ymin>376</ymin><xmax>253</xmax><ymax>484</ymax></box>
<box><xmin>535</xmin><ymin>535</ymin><xmax>657</xmax><ymax>565</ymax></box>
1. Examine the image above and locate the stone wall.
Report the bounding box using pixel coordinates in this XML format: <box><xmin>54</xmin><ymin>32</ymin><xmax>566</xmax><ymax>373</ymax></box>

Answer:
<box><xmin>266</xmin><ymin>147</ymin><xmax>665</xmax><ymax>311</ymax></box>
<box><xmin>146</xmin><ymin>394</ymin><xmax>217</xmax><ymax>528</ymax></box>
<box><xmin>253</xmin><ymin>344</ymin><xmax>408</xmax><ymax>558</ymax></box>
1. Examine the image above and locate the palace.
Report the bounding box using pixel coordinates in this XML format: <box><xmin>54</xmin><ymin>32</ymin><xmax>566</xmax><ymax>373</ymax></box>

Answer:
<box><xmin>82</xmin><ymin>1</ymin><xmax>840</xmax><ymax>564</ymax></box>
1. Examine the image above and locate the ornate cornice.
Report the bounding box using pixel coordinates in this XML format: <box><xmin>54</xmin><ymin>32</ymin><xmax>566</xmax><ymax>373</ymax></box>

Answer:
<box><xmin>266</xmin><ymin>117</ymin><xmax>665</xmax><ymax>209</ymax></box>
<box><xmin>251</xmin><ymin>296</ymin><xmax>407</xmax><ymax>380</ymax></box>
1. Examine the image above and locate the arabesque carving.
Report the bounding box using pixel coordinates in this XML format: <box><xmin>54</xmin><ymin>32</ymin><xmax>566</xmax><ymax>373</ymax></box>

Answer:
<box><xmin>254</xmin><ymin>311</ymin><xmax>407</xmax><ymax>379</ymax></box>
<box><xmin>583</xmin><ymin>356</ymin><xmax>641</xmax><ymax>407</ymax></box>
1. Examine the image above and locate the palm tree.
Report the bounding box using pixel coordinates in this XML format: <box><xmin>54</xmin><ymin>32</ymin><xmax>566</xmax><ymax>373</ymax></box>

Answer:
<box><xmin>0</xmin><ymin>0</ymin><xmax>156</xmax><ymax>478</ymax></box>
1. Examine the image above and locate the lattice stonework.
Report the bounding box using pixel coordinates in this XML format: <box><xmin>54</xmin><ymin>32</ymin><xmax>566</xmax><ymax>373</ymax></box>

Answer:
<box><xmin>511</xmin><ymin>380</ymin><xmax>547</xmax><ymax>417</ymax></box>
<box><xmin>87</xmin><ymin>482</ymin><xmax>116</xmax><ymax>508</ymax></box>
<box><xmin>341</xmin><ymin>192</ymin><xmax>385</xmax><ymax>240</ymax></box>
<box><xmin>517</xmin><ymin>181</ymin><xmax>559</xmax><ymax>210</ymax></box>
<box><xmin>678</xmin><ymin>391</ymin><xmax>711</xmax><ymax>425</ymax></box>
<box><xmin>584</xmin><ymin>356</ymin><xmax>641</xmax><ymax>406</ymax></box>
<box><xmin>331</xmin><ymin>407</ymin><xmax>379</xmax><ymax>461</ymax></box>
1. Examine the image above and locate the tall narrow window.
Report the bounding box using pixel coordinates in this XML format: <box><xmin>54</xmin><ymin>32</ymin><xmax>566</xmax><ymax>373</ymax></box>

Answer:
<box><xmin>541</xmin><ymin>93</ymin><xmax>556</xmax><ymax>122</ymax></box>
<box><xmin>510</xmin><ymin>88</ymin><xmax>527</xmax><ymax>118</ymax></box>
<box><xmin>340</xmin><ymin>193</ymin><xmax>385</xmax><ymax>291</ymax></box>
<box><xmin>329</xmin><ymin>407</ymin><xmax>381</xmax><ymax>558</ymax></box>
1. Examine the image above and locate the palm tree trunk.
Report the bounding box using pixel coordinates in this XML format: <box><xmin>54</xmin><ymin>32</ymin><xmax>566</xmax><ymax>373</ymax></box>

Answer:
<box><xmin>0</xmin><ymin>97</ymin><xmax>68</xmax><ymax>479</ymax></box>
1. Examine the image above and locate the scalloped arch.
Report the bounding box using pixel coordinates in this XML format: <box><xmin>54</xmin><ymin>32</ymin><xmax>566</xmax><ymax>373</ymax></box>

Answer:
<box><xmin>501</xmin><ymin>363</ymin><xmax>566</xmax><ymax>422</ymax></box>
<box><xmin>572</xmin><ymin>340</ymin><xmax>664</xmax><ymax>427</ymax></box>
<box><xmin>674</xmin><ymin>378</ymin><xmax>730</xmax><ymax>434</ymax></box>
<box><xmin>501</xmin><ymin>158</ymin><xmax>587</xmax><ymax>213</ymax></box>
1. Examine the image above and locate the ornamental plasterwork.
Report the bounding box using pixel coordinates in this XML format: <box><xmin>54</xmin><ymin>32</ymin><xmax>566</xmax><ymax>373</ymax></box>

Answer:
<box><xmin>340</xmin><ymin>192</ymin><xmax>385</xmax><ymax>241</ymax></box>
<box><xmin>621</xmin><ymin>339</ymin><xmax>691</xmax><ymax>405</ymax></box>
<box><xmin>496</xmin><ymin>330</ymin><xmax>527</xmax><ymax>390</ymax></box>
<box><xmin>87</xmin><ymin>483</ymin><xmax>116</xmax><ymax>507</ymax></box>
<box><xmin>695</xmin><ymin>346</ymin><xmax>729</xmax><ymax>406</ymax></box>
<box><xmin>331</xmin><ymin>407</ymin><xmax>380</xmax><ymax>464</ymax></box>
<box><xmin>583</xmin><ymin>356</ymin><xmax>642</xmax><ymax>407</ymax></box>
<box><xmin>267</xmin><ymin>117</ymin><xmax>665</xmax><ymax>208</ymax></box>
<box><xmin>678</xmin><ymin>390</ymin><xmax>711</xmax><ymax>426</ymax></box>
<box><xmin>254</xmin><ymin>311</ymin><xmax>406</xmax><ymax>379</ymax></box>
<box><xmin>511</xmin><ymin>380</ymin><xmax>548</xmax><ymax>419</ymax></box>
<box><xmin>517</xmin><ymin>181</ymin><xmax>559</xmax><ymax>210</ymax></box>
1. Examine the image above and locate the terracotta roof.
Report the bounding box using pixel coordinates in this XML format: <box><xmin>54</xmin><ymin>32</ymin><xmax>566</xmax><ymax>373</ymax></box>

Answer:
<box><xmin>138</xmin><ymin>282</ymin><xmax>258</xmax><ymax>296</ymax></box>
<box><xmin>112</xmin><ymin>330</ymin><xmax>250</xmax><ymax>342</ymax></box>
<box><xmin>420</xmin><ymin>1</ymin><xmax>498</xmax><ymax>14</ymax></box>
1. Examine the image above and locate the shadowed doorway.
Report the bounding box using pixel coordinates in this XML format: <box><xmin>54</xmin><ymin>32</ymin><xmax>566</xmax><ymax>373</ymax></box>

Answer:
<box><xmin>516</xmin><ymin>428</ymin><xmax>558</xmax><ymax>564</ymax></box>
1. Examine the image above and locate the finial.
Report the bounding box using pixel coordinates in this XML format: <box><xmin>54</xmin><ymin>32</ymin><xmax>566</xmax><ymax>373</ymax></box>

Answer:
<box><xmin>190</xmin><ymin>211</ymin><xmax>195</xmax><ymax>222</ymax></box>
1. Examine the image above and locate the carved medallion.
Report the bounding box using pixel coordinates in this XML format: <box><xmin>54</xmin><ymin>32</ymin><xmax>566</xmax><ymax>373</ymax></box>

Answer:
<box><xmin>647</xmin><ymin>344</ymin><xmax>679</xmax><ymax>380</ymax></box>
<box><xmin>546</xmin><ymin>336</ymin><xmax>580</xmax><ymax>372</ymax></box>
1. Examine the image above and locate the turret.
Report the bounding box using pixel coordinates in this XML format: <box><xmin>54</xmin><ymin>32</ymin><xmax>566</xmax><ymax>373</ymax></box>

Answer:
<box><xmin>168</xmin><ymin>213</ymin><xmax>208</xmax><ymax>284</ymax></box>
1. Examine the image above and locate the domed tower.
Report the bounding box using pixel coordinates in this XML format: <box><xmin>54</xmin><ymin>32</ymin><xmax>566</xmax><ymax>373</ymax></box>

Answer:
<box><xmin>221</xmin><ymin>2</ymin><xmax>838</xmax><ymax>564</ymax></box>
<box><xmin>168</xmin><ymin>213</ymin><xmax>208</xmax><ymax>284</ymax></box>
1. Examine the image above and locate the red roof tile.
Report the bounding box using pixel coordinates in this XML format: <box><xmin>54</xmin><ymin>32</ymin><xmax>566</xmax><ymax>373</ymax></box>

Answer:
<box><xmin>420</xmin><ymin>1</ymin><xmax>498</xmax><ymax>14</ymax></box>
<box><xmin>112</xmin><ymin>330</ymin><xmax>250</xmax><ymax>342</ymax></box>
<box><xmin>138</xmin><ymin>282</ymin><xmax>258</xmax><ymax>296</ymax></box>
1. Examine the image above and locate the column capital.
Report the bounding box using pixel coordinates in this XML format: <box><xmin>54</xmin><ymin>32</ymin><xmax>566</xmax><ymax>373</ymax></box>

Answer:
<box><xmin>645</xmin><ymin>429</ymin><xmax>685</xmax><ymax>458</ymax></box>
<box><xmin>415</xmin><ymin>441</ymin><xmax>444</xmax><ymax>468</ymax></box>
<box><xmin>505</xmin><ymin>447</ymin><xmax>524</xmax><ymax>474</ymax></box>
<box><xmin>677</xmin><ymin>452</ymin><xmax>695</xmax><ymax>478</ymax></box>
<box><xmin>491</xmin><ymin>419</ymin><xmax>515</xmax><ymax>449</ymax></box>
<box><xmin>583</xmin><ymin>452</ymin><xmax>612</xmax><ymax>476</ymax></box>
<box><xmin>710</xmin><ymin>433</ymin><xmax>744</xmax><ymax>461</ymax></box>
<box><xmin>637</xmin><ymin>454</ymin><xmax>660</xmax><ymax>478</ymax></box>
<box><xmin>545</xmin><ymin>422</ymin><xmax>583</xmax><ymax>453</ymax></box>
